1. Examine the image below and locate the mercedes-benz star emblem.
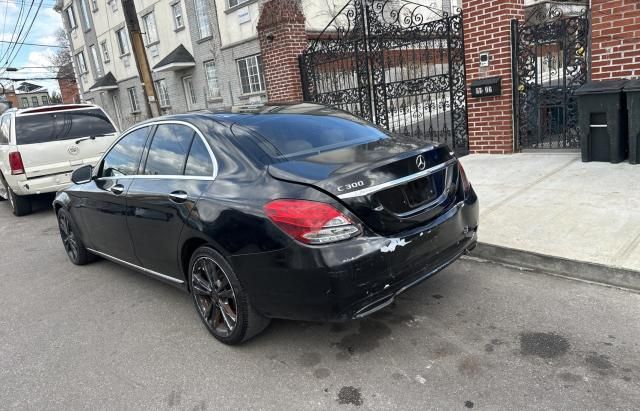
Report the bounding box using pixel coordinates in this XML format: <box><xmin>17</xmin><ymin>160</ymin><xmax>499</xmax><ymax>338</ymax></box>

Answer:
<box><xmin>416</xmin><ymin>155</ymin><xmax>426</xmax><ymax>171</ymax></box>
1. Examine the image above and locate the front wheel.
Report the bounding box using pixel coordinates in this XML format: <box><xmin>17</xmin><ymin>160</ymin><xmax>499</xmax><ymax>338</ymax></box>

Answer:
<box><xmin>57</xmin><ymin>208</ymin><xmax>94</xmax><ymax>265</ymax></box>
<box><xmin>189</xmin><ymin>246</ymin><xmax>270</xmax><ymax>345</ymax></box>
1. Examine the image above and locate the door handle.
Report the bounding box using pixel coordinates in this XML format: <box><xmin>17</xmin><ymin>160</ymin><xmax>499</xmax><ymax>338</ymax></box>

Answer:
<box><xmin>110</xmin><ymin>184</ymin><xmax>125</xmax><ymax>195</ymax></box>
<box><xmin>169</xmin><ymin>191</ymin><xmax>188</xmax><ymax>203</ymax></box>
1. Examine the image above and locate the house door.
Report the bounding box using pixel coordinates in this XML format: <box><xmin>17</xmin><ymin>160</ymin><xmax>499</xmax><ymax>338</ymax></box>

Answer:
<box><xmin>112</xmin><ymin>94</ymin><xmax>123</xmax><ymax>130</ymax></box>
<box><xmin>183</xmin><ymin>76</ymin><xmax>197</xmax><ymax>111</ymax></box>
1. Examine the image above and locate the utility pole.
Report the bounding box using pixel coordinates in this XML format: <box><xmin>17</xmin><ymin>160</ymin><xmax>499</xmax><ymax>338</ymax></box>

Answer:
<box><xmin>121</xmin><ymin>0</ymin><xmax>160</xmax><ymax>118</ymax></box>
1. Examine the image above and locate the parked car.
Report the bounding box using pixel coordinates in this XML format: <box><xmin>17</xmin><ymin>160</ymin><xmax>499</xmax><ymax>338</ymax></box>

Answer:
<box><xmin>53</xmin><ymin>103</ymin><xmax>479</xmax><ymax>345</ymax></box>
<box><xmin>0</xmin><ymin>104</ymin><xmax>119</xmax><ymax>216</ymax></box>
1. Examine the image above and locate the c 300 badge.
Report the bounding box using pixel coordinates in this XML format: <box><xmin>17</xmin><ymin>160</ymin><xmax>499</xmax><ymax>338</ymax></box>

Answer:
<box><xmin>68</xmin><ymin>145</ymin><xmax>79</xmax><ymax>155</ymax></box>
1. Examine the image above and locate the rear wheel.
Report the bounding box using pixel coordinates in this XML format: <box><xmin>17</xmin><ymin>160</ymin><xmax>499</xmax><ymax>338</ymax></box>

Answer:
<box><xmin>8</xmin><ymin>188</ymin><xmax>31</xmax><ymax>216</ymax></box>
<box><xmin>57</xmin><ymin>208</ymin><xmax>93</xmax><ymax>265</ymax></box>
<box><xmin>189</xmin><ymin>246</ymin><xmax>270</xmax><ymax>345</ymax></box>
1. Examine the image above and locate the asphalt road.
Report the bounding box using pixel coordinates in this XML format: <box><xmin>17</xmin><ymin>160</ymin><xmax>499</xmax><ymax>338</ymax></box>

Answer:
<box><xmin>0</xmin><ymin>195</ymin><xmax>639</xmax><ymax>410</ymax></box>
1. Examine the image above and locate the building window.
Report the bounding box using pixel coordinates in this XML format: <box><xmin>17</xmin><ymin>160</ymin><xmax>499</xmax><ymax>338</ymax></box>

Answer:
<box><xmin>116</xmin><ymin>28</ymin><xmax>129</xmax><ymax>55</ymax></box>
<box><xmin>141</xmin><ymin>12</ymin><xmax>158</xmax><ymax>45</ymax></box>
<box><xmin>80</xmin><ymin>0</ymin><xmax>91</xmax><ymax>30</ymax></box>
<box><xmin>90</xmin><ymin>45</ymin><xmax>102</xmax><ymax>77</ymax></box>
<box><xmin>76</xmin><ymin>51</ymin><xmax>87</xmax><ymax>74</ymax></box>
<box><xmin>108</xmin><ymin>0</ymin><xmax>117</xmax><ymax>12</ymax></box>
<box><xmin>21</xmin><ymin>97</ymin><xmax>28</xmax><ymax>107</ymax></box>
<box><xmin>194</xmin><ymin>0</ymin><xmax>211</xmax><ymax>39</ymax></box>
<box><xmin>100</xmin><ymin>40</ymin><xmax>110</xmax><ymax>63</ymax></box>
<box><xmin>228</xmin><ymin>0</ymin><xmax>249</xmax><ymax>8</ymax></box>
<box><xmin>171</xmin><ymin>2</ymin><xmax>184</xmax><ymax>30</ymax></box>
<box><xmin>42</xmin><ymin>95</ymin><xmax>49</xmax><ymax>105</ymax></box>
<box><xmin>31</xmin><ymin>96</ymin><xmax>39</xmax><ymax>107</ymax></box>
<box><xmin>127</xmin><ymin>87</ymin><xmax>139</xmax><ymax>113</ymax></box>
<box><xmin>66</xmin><ymin>7</ymin><xmax>77</xmax><ymax>29</ymax></box>
<box><xmin>90</xmin><ymin>0</ymin><xmax>98</xmax><ymax>11</ymax></box>
<box><xmin>237</xmin><ymin>55</ymin><xmax>265</xmax><ymax>94</ymax></box>
<box><xmin>154</xmin><ymin>79</ymin><xmax>170</xmax><ymax>107</ymax></box>
<box><xmin>204</xmin><ymin>61</ymin><xmax>220</xmax><ymax>99</ymax></box>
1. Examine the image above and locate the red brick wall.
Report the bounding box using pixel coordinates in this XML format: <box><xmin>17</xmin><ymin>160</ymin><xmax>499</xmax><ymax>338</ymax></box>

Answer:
<box><xmin>462</xmin><ymin>0</ymin><xmax>524</xmax><ymax>154</ymax></box>
<box><xmin>58</xmin><ymin>78</ymin><xmax>80</xmax><ymax>104</ymax></box>
<box><xmin>591</xmin><ymin>0</ymin><xmax>640</xmax><ymax>80</ymax></box>
<box><xmin>257</xmin><ymin>0</ymin><xmax>307</xmax><ymax>103</ymax></box>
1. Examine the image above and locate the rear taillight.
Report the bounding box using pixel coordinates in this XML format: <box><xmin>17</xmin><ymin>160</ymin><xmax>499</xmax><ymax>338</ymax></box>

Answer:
<box><xmin>458</xmin><ymin>161</ymin><xmax>471</xmax><ymax>192</ymax></box>
<box><xmin>264</xmin><ymin>199</ymin><xmax>360</xmax><ymax>245</ymax></box>
<box><xmin>9</xmin><ymin>152</ymin><xmax>24</xmax><ymax>175</ymax></box>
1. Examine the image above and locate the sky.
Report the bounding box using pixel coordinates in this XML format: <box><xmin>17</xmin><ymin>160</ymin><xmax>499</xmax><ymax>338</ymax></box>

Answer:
<box><xmin>0</xmin><ymin>0</ymin><xmax>64</xmax><ymax>95</ymax></box>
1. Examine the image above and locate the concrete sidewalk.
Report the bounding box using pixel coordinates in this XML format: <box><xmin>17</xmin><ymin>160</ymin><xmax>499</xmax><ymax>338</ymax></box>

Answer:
<box><xmin>460</xmin><ymin>152</ymin><xmax>640</xmax><ymax>285</ymax></box>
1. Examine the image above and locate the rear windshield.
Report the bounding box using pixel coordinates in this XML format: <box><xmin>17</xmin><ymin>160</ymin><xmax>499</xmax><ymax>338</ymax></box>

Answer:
<box><xmin>233</xmin><ymin>114</ymin><xmax>388</xmax><ymax>160</ymax></box>
<box><xmin>15</xmin><ymin>108</ymin><xmax>116</xmax><ymax>145</ymax></box>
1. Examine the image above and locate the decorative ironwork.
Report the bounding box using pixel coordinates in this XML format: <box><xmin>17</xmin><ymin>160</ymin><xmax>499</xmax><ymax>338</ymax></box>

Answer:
<box><xmin>513</xmin><ymin>3</ymin><xmax>589</xmax><ymax>149</ymax></box>
<box><xmin>300</xmin><ymin>0</ymin><xmax>469</xmax><ymax>155</ymax></box>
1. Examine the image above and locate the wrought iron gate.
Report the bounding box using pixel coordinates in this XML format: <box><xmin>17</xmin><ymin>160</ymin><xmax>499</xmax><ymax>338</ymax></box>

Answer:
<box><xmin>299</xmin><ymin>0</ymin><xmax>469</xmax><ymax>155</ymax></box>
<box><xmin>512</xmin><ymin>4</ymin><xmax>589</xmax><ymax>149</ymax></box>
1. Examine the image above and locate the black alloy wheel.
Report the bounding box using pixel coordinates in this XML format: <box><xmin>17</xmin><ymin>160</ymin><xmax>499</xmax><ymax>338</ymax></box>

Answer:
<box><xmin>57</xmin><ymin>208</ymin><xmax>93</xmax><ymax>265</ymax></box>
<box><xmin>189</xmin><ymin>247</ymin><xmax>269</xmax><ymax>344</ymax></box>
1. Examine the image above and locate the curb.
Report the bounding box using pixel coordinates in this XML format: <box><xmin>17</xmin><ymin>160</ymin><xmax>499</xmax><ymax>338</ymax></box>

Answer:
<box><xmin>471</xmin><ymin>243</ymin><xmax>640</xmax><ymax>291</ymax></box>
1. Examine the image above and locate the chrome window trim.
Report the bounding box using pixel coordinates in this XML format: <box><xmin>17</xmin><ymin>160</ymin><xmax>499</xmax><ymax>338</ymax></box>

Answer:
<box><xmin>87</xmin><ymin>248</ymin><xmax>184</xmax><ymax>284</ymax></box>
<box><xmin>337</xmin><ymin>158</ymin><xmax>457</xmax><ymax>199</ymax></box>
<box><xmin>95</xmin><ymin>120</ymin><xmax>219</xmax><ymax>181</ymax></box>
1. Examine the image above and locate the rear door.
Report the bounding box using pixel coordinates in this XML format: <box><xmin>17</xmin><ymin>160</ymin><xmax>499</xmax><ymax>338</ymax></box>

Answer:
<box><xmin>14</xmin><ymin>107</ymin><xmax>118</xmax><ymax>178</ymax></box>
<box><xmin>126</xmin><ymin>123</ymin><xmax>215</xmax><ymax>280</ymax></box>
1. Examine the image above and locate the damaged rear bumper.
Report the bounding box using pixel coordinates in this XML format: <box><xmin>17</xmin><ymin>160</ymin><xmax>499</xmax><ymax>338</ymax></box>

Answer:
<box><xmin>230</xmin><ymin>192</ymin><xmax>479</xmax><ymax>322</ymax></box>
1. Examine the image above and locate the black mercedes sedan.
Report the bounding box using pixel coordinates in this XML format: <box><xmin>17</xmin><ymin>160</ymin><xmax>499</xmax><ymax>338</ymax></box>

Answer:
<box><xmin>54</xmin><ymin>103</ymin><xmax>478</xmax><ymax>344</ymax></box>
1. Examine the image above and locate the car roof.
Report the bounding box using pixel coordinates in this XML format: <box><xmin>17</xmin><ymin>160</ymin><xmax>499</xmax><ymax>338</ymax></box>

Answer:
<box><xmin>130</xmin><ymin>103</ymin><xmax>353</xmax><ymax>128</ymax></box>
<box><xmin>15</xmin><ymin>103</ymin><xmax>102</xmax><ymax>116</ymax></box>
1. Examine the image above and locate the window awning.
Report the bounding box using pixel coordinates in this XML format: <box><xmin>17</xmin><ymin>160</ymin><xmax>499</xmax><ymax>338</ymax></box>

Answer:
<box><xmin>89</xmin><ymin>72</ymin><xmax>118</xmax><ymax>92</ymax></box>
<box><xmin>152</xmin><ymin>45</ymin><xmax>195</xmax><ymax>72</ymax></box>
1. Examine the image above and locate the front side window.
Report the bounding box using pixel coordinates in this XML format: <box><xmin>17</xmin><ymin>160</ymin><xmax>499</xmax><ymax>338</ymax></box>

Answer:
<box><xmin>172</xmin><ymin>2</ymin><xmax>184</xmax><ymax>29</ymax></box>
<box><xmin>100</xmin><ymin>40</ymin><xmax>110</xmax><ymax>62</ymax></box>
<box><xmin>90</xmin><ymin>45</ymin><xmax>102</xmax><ymax>77</ymax></box>
<box><xmin>80</xmin><ymin>0</ymin><xmax>91</xmax><ymax>30</ymax></box>
<box><xmin>100</xmin><ymin>127</ymin><xmax>149</xmax><ymax>177</ymax></box>
<box><xmin>237</xmin><ymin>55</ymin><xmax>265</xmax><ymax>94</ymax></box>
<box><xmin>185</xmin><ymin>136</ymin><xmax>214</xmax><ymax>176</ymax></box>
<box><xmin>127</xmin><ymin>87</ymin><xmax>139</xmax><ymax>113</ymax></box>
<box><xmin>154</xmin><ymin>79</ymin><xmax>170</xmax><ymax>107</ymax></box>
<box><xmin>14</xmin><ymin>108</ymin><xmax>117</xmax><ymax>145</ymax></box>
<box><xmin>76</xmin><ymin>51</ymin><xmax>87</xmax><ymax>73</ymax></box>
<box><xmin>143</xmin><ymin>124</ymin><xmax>194</xmax><ymax>176</ymax></box>
<box><xmin>66</xmin><ymin>7</ymin><xmax>77</xmax><ymax>29</ymax></box>
<box><xmin>204</xmin><ymin>61</ymin><xmax>220</xmax><ymax>99</ymax></box>
<box><xmin>116</xmin><ymin>28</ymin><xmax>129</xmax><ymax>55</ymax></box>
<box><xmin>142</xmin><ymin>12</ymin><xmax>158</xmax><ymax>45</ymax></box>
<box><xmin>194</xmin><ymin>0</ymin><xmax>211</xmax><ymax>39</ymax></box>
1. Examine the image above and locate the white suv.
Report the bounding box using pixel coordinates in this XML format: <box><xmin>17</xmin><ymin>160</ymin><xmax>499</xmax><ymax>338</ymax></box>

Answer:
<box><xmin>0</xmin><ymin>104</ymin><xmax>119</xmax><ymax>216</ymax></box>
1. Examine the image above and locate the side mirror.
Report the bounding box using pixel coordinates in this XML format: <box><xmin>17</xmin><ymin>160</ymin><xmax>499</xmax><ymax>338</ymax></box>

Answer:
<box><xmin>71</xmin><ymin>164</ymin><xmax>93</xmax><ymax>184</ymax></box>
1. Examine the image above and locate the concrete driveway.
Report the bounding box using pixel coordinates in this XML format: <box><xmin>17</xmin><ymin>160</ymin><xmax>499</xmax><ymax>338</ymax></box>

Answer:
<box><xmin>0</xmin><ymin>196</ymin><xmax>639</xmax><ymax>410</ymax></box>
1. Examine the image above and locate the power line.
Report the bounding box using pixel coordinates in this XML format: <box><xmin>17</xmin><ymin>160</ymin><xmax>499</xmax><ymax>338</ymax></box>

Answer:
<box><xmin>0</xmin><ymin>0</ymin><xmax>27</xmax><ymax>64</ymax></box>
<box><xmin>3</xmin><ymin>0</ymin><xmax>45</xmax><ymax>73</ymax></box>
<box><xmin>0</xmin><ymin>40</ymin><xmax>66</xmax><ymax>48</ymax></box>
<box><xmin>2</xmin><ymin>0</ymin><xmax>35</xmax><ymax>65</ymax></box>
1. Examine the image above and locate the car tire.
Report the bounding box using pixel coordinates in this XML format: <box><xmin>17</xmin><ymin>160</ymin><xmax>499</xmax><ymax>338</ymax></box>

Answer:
<box><xmin>57</xmin><ymin>208</ymin><xmax>94</xmax><ymax>265</ymax></box>
<box><xmin>8</xmin><ymin>188</ymin><xmax>32</xmax><ymax>216</ymax></box>
<box><xmin>189</xmin><ymin>246</ymin><xmax>270</xmax><ymax>345</ymax></box>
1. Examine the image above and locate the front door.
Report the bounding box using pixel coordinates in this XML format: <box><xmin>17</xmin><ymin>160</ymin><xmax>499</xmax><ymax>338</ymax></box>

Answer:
<box><xmin>183</xmin><ymin>76</ymin><xmax>196</xmax><ymax>111</ymax></box>
<box><xmin>126</xmin><ymin>123</ymin><xmax>214</xmax><ymax>280</ymax></box>
<box><xmin>71</xmin><ymin>126</ymin><xmax>152</xmax><ymax>263</ymax></box>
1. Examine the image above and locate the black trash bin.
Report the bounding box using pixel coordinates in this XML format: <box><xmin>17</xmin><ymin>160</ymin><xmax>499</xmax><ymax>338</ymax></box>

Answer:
<box><xmin>575</xmin><ymin>80</ymin><xmax>628</xmax><ymax>163</ymax></box>
<box><xmin>624</xmin><ymin>80</ymin><xmax>640</xmax><ymax>165</ymax></box>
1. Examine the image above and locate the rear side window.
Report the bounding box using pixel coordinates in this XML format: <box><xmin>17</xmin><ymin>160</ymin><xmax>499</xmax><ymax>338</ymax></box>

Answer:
<box><xmin>143</xmin><ymin>124</ymin><xmax>194</xmax><ymax>176</ymax></box>
<box><xmin>15</xmin><ymin>108</ymin><xmax>116</xmax><ymax>145</ymax></box>
<box><xmin>236</xmin><ymin>114</ymin><xmax>388</xmax><ymax>159</ymax></box>
<box><xmin>184</xmin><ymin>137</ymin><xmax>214</xmax><ymax>177</ymax></box>
<box><xmin>0</xmin><ymin>115</ymin><xmax>10</xmax><ymax>144</ymax></box>
<box><xmin>101</xmin><ymin>127</ymin><xmax>149</xmax><ymax>177</ymax></box>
